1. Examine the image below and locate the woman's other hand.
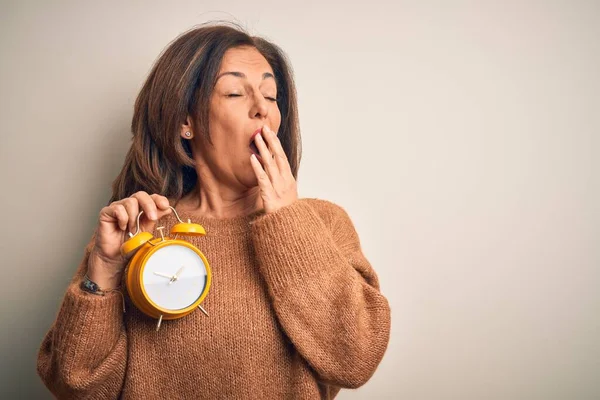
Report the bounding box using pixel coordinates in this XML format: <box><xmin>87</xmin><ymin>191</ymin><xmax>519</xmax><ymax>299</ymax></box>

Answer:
<box><xmin>250</xmin><ymin>124</ymin><xmax>299</xmax><ymax>214</ymax></box>
<box><xmin>88</xmin><ymin>192</ymin><xmax>172</xmax><ymax>289</ymax></box>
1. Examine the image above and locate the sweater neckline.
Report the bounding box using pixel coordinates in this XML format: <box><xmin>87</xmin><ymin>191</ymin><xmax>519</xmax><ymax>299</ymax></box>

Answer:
<box><xmin>166</xmin><ymin>204</ymin><xmax>267</xmax><ymax>237</ymax></box>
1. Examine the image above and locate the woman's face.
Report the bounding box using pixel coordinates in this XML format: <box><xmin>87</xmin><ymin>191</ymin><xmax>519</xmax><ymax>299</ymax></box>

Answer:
<box><xmin>189</xmin><ymin>45</ymin><xmax>282</xmax><ymax>188</ymax></box>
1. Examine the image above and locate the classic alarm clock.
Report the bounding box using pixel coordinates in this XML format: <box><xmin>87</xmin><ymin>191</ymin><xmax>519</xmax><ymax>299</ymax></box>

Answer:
<box><xmin>120</xmin><ymin>206</ymin><xmax>211</xmax><ymax>331</ymax></box>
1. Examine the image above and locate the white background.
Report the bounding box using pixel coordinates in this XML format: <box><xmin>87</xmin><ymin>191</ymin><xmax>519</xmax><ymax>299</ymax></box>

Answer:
<box><xmin>0</xmin><ymin>0</ymin><xmax>598</xmax><ymax>398</ymax></box>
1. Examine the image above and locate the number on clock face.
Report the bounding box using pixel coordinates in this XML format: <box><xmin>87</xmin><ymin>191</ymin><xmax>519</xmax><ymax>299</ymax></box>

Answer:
<box><xmin>141</xmin><ymin>244</ymin><xmax>208</xmax><ymax>311</ymax></box>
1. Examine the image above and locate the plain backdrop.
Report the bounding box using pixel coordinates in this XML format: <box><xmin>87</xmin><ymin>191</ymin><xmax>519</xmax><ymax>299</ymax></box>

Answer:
<box><xmin>1</xmin><ymin>0</ymin><xmax>598</xmax><ymax>399</ymax></box>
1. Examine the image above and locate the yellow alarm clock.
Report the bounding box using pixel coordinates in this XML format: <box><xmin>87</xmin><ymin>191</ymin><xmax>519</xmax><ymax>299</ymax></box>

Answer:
<box><xmin>120</xmin><ymin>206</ymin><xmax>211</xmax><ymax>331</ymax></box>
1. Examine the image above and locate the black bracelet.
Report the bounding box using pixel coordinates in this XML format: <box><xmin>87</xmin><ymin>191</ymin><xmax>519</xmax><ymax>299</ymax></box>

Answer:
<box><xmin>80</xmin><ymin>275</ymin><xmax>126</xmax><ymax>312</ymax></box>
<box><xmin>81</xmin><ymin>274</ymin><xmax>117</xmax><ymax>295</ymax></box>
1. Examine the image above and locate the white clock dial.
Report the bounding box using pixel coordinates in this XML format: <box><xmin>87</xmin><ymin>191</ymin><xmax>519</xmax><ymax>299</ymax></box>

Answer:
<box><xmin>141</xmin><ymin>244</ymin><xmax>208</xmax><ymax>311</ymax></box>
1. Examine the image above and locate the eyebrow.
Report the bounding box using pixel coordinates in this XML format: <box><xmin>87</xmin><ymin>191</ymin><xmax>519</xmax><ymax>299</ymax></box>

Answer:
<box><xmin>215</xmin><ymin>71</ymin><xmax>275</xmax><ymax>81</ymax></box>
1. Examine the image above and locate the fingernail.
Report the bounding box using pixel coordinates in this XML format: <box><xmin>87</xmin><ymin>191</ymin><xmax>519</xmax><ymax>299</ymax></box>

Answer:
<box><xmin>150</xmin><ymin>212</ymin><xmax>157</xmax><ymax>220</ymax></box>
<box><xmin>256</xmin><ymin>133</ymin><xmax>263</xmax><ymax>142</ymax></box>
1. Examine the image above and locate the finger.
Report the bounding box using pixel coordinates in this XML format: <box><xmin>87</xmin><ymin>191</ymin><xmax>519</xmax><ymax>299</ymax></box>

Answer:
<box><xmin>131</xmin><ymin>191</ymin><xmax>158</xmax><ymax>221</ymax></box>
<box><xmin>254</xmin><ymin>131</ymin><xmax>280</xmax><ymax>182</ymax></box>
<box><xmin>111</xmin><ymin>204</ymin><xmax>129</xmax><ymax>231</ymax></box>
<box><xmin>100</xmin><ymin>204</ymin><xmax>129</xmax><ymax>231</ymax></box>
<box><xmin>117</xmin><ymin>197</ymin><xmax>141</xmax><ymax>234</ymax></box>
<box><xmin>263</xmin><ymin>125</ymin><xmax>293</xmax><ymax>177</ymax></box>
<box><xmin>150</xmin><ymin>194</ymin><xmax>172</xmax><ymax>218</ymax></box>
<box><xmin>250</xmin><ymin>153</ymin><xmax>275</xmax><ymax>196</ymax></box>
<box><xmin>150</xmin><ymin>194</ymin><xmax>170</xmax><ymax>210</ymax></box>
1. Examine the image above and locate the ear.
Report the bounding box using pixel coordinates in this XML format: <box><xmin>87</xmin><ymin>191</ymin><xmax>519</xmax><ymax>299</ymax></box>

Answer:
<box><xmin>180</xmin><ymin>116</ymin><xmax>193</xmax><ymax>139</ymax></box>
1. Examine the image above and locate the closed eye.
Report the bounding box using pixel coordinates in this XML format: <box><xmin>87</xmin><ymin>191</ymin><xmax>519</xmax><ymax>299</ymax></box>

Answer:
<box><xmin>226</xmin><ymin>93</ymin><xmax>277</xmax><ymax>102</ymax></box>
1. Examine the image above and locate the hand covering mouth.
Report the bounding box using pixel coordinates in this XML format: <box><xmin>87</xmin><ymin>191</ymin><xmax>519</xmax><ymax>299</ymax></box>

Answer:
<box><xmin>249</xmin><ymin>128</ymin><xmax>264</xmax><ymax>157</ymax></box>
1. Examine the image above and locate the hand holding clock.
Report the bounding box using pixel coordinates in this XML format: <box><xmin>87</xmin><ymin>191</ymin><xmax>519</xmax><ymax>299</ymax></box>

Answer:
<box><xmin>89</xmin><ymin>192</ymin><xmax>173</xmax><ymax>290</ymax></box>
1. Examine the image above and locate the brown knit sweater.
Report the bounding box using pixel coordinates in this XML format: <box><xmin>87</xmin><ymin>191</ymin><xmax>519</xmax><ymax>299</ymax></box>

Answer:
<box><xmin>37</xmin><ymin>198</ymin><xmax>391</xmax><ymax>399</ymax></box>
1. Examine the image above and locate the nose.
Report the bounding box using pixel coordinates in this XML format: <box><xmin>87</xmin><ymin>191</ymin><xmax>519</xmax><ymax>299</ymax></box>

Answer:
<box><xmin>249</xmin><ymin>92</ymin><xmax>269</xmax><ymax>120</ymax></box>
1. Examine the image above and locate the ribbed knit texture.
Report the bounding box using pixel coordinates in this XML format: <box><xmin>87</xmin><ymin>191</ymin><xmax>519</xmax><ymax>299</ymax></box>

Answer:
<box><xmin>37</xmin><ymin>198</ymin><xmax>391</xmax><ymax>399</ymax></box>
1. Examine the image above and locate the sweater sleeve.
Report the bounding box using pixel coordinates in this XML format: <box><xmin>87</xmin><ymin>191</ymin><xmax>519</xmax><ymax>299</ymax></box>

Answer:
<box><xmin>250</xmin><ymin>199</ymin><xmax>391</xmax><ymax>389</ymax></box>
<box><xmin>36</xmin><ymin>234</ymin><xmax>127</xmax><ymax>399</ymax></box>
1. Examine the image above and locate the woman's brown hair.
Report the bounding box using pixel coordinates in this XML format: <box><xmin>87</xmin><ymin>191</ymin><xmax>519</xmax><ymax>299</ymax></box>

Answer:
<box><xmin>109</xmin><ymin>22</ymin><xmax>301</xmax><ymax>204</ymax></box>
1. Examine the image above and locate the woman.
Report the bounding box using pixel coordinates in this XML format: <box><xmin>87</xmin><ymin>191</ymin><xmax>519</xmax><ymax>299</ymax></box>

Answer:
<box><xmin>37</xmin><ymin>23</ymin><xmax>391</xmax><ymax>399</ymax></box>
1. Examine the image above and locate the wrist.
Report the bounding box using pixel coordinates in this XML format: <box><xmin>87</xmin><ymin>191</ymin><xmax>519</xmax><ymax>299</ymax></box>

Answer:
<box><xmin>85</xmin><ymin>271</ymin><xmax>121</xmax><ymax>291</ymax></box>
<box><xmin>87</xmin><ymin>252</ymin><xmax>123</xmax><ymax>290</ymax></box>
<box><xmin>80</xmin><ymin>271</ymin><xmax>127</xmax><ymax>313</ymax></box>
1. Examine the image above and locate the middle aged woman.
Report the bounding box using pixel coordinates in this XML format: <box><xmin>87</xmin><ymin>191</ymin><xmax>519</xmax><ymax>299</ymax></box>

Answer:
<box><xmin>37</xmin><ymin>23</ymin><xmax>391</xmax><ymax>399</ymax></box>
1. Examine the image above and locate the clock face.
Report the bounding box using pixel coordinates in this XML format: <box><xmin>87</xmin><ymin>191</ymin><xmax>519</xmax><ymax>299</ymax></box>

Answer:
<box><xmin>141</xmin><ymin>244</ymin><xmax>209</xmax><ymax>311</ymax></box>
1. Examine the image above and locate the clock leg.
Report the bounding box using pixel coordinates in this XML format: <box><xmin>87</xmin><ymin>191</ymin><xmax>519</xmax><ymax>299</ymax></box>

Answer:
<box><xmin>198</xmin><ymin>305</ymin><xmax>209</xmax><ymax>317</ymax></box>
<box><xmin>156</xmin><ymin>314</ymin><xmax>163</xmax><ymax>331</ymax></box>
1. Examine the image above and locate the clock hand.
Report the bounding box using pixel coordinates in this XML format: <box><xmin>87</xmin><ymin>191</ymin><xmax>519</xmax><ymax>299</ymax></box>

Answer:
<box><xmin>153</xmin><ymin>272</ymin><xmax>174</xmax><ymax>279</ymax></box>
<box><xmin>169</xmin><ymin>265</ymin><xmax>185</xmax><ymax>285</ymax></box>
